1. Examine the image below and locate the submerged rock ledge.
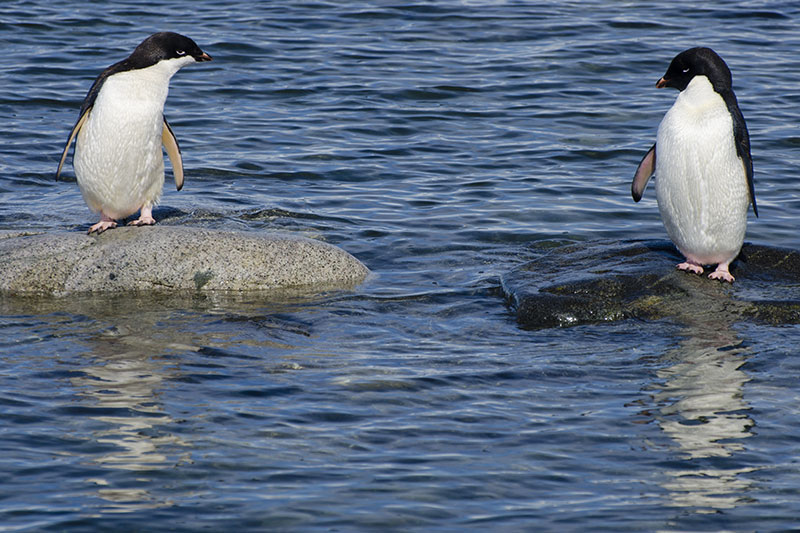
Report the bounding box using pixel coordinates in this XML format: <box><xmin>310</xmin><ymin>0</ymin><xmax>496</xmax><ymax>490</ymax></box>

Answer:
<box><xmin>0</xmin><ymin>227</ymin><xmax>369</xmax><ymax>296</ymax></box>
<box><xmin>502</xmin><ymin>240</ymin><xmax>800</xmax><ymax>329</ymax></box>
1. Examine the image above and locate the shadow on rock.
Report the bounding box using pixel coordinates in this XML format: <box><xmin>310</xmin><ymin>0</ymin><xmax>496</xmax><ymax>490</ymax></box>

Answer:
<box><xmin>501</xmin><ymin>240</ymin><xmax>800</xmax><ymax>329</ymax></box>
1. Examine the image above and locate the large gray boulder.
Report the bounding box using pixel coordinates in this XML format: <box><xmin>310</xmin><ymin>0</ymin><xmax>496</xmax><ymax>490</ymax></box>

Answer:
<box><xmin>0</xmin><ymin>226</ymin><xmax>369</xmax><ymax>296</ymax></box>
<box><xmin>502</xmin><ymin>240</ymin><xmax>800</xmax><ymax>329</ymax></box>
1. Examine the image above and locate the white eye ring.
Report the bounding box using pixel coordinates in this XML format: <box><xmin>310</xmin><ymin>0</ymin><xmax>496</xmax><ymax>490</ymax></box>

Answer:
<box><xmin>176</xmin><ymin>50</ymin><xmax>186</xmax><ymax>56</ymax></box>
<box><xmin>682</xmin><ymin>67</ymin><xmax>690</xmax><ymax>73</ymax></box>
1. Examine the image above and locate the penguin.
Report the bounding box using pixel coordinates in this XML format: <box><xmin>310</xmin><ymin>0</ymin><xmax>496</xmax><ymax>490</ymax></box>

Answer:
<box><xmin>56</xmin><ymin>32</ymin><xmax>212</xmax><ymax>234</ymax></box>
<box><xmin>631</xmin><ymin>47</ymin><xmax>757</xmax><ymax>283</ymax></box>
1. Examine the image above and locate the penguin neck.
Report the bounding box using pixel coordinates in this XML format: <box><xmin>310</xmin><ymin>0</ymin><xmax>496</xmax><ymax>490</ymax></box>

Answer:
<box><xmin>100</xmin><ymin>56</ymin><xmax>195</xmax><ymax>109</ymax></box>
<box><xmin>658</xmin><ymin>74</ymin><xmax>732</xmax><ymax>148</ymax></box>
<box><xmin>676</xmin><ymin>76</ymin><xmax>725</xmax><ymax>112</ymax></box>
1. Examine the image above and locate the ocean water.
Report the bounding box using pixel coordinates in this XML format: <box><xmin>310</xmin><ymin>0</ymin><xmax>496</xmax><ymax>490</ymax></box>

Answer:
<box><xmin>2</xmin><ymin>1</ymin><xmax>800</xmax><ymax>531</ymax></box>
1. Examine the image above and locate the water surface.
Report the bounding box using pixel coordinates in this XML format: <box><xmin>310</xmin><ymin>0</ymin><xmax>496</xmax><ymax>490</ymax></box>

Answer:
<box><xmin>2</xmin><ymin>1</ymin><xmax>800</xmax><ymax>531</ymax></box>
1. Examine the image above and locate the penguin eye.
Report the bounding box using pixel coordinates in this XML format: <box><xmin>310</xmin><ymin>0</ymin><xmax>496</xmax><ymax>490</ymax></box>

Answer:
<box><xmin>176</xmin><ymin>50</ymin><xmax>186</xmax><ymax>56</ymax></box>
<box><xmin>682</xmin><ymin>67</ymin><xmax>690</xmax><ymax>74</ymax></box>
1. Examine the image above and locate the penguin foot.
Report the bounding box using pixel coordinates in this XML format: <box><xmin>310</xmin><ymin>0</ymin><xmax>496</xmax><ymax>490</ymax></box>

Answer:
<box><xmin>128</xmin><ymin>216</ymin><xmax>156</xmax><ymax>227</ymax></box>
<box><xmin>128</xmin><ymin>206</ymin><xmax>156</xmax><ymax>227</ymax></box>
<box><xmin>708</xmin><ymin>264</ymin><xmax>735</xmax><ymax>283</ymax></box>
<box><xmin>88</xmin><ymin>215</ymin><xmax>118</xmax><ymax>234</ymax></box>
<box><xmin>676</xmin><ymin>262</ymin><xmax>704</xmax><ymax>275</ymax></box>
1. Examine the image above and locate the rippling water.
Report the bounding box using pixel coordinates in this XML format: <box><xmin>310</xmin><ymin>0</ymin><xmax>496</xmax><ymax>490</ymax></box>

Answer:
<box><xmin>3</xmin><ymin>1</ymin><xmax>800</xmax><ymax>531</ymax></box>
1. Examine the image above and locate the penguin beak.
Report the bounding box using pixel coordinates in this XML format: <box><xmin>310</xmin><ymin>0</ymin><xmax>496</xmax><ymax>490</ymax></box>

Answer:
<box><xmin>656</xmin><ymin>77</ymin><xmax>668</xmax><ymax>89</ymax></box>
<box><xmin>196</xmin><ymin>52</ymin><xmax>213</xmax><ymax>62</ymax></box>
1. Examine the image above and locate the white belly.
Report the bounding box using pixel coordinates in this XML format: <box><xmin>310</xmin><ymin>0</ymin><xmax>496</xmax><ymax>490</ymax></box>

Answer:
<box><xmin>655</xmin><ymin>77</ymin><xmax>749</xmax><ymax>266</ymax></box>
<box><xmin>74</xmin><ymin>70</ymin><xmax>169</xmax><ymax>220</ymax></box>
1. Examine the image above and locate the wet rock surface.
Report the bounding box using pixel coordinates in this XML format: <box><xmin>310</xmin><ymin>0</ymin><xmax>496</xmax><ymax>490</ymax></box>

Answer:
<box><xmin>501</xmin><ymin>240</ymin><xmax>800</xmax><ymax>329</ymax></box>
<box><xmin>0</xmin><ymin>226</ymin><xmax>370</xmax><ymax>296</ymax></box>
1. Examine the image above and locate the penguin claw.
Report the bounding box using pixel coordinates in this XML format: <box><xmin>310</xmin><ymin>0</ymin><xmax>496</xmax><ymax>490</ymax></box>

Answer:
<box><xmin>676</xmin><ymin>262</ymin><xmax>704</xmax><ymax>275</ymax></box>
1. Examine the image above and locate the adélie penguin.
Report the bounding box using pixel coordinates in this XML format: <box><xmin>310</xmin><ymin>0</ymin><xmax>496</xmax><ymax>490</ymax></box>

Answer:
<box><xmin>56</xmin><ymin>32</ymin><xmax>212</xmax><ymax>234</ymax></box>
<box><xmin>631</xmin><ymin>47</ymin><xmax>757</xmax><ymax>282</ymax></box>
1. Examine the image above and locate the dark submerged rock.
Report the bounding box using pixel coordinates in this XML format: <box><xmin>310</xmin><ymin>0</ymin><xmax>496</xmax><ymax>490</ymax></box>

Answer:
<box><xmin>502</xmin><ymin>240</ymin><xmax>800</xmax><ymax>329</ymax></box>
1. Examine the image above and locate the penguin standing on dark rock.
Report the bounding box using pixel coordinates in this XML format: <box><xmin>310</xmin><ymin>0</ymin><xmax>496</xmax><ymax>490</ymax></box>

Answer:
<box><xmin>631</xmin><ymin>47</ymin><xmax>757</xmax><ymax>282</ymax></box>
<box><xmin>56</xmin><ymin>32</ymin><xmax>212</xmax><ymax>234</ymax></box>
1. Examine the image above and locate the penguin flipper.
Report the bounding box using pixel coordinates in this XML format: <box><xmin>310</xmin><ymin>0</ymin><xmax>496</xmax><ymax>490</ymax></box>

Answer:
<box><xmin>631</xmin><ymin>144</ymin><xmax>656</xmax><ymax>202</ymax></box>
<box><xmin>55</xmin><ymin>107</ymin><xmax>91</xmax><ymax>180</ymax></box>
<box><xmin>162</xmin><ymin>118</ymin><xmax>184</xmax><ymax>191</ymax></box>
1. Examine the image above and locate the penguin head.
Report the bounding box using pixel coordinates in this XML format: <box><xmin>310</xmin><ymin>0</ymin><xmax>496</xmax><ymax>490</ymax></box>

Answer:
<box><xmin>656</xmin><ymin>47</ymin><xmax>732</xmax><ymax>94</ymax></box>
<box><xmin>126</xmin><ymin>32</ymin><xmax>213</xmax><ymax>70</ymax></box>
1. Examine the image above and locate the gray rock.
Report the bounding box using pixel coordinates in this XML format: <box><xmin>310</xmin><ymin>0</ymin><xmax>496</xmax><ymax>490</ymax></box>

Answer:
<box><xmin>502</xmin><ymin>240</ymin><xmax>800</xmax><ymax>329</ymax></box>
<box><xmin>0</xmin><ymin>226</ymin><xmax>369</xmax><ymax>296</ymax></box>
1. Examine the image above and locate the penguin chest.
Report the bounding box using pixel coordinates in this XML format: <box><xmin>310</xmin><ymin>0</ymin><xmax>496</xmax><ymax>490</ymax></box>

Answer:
<box><xmin>74</xmin><ymin>71</ymin><xmax>170</xmax><ymax>218</ymax></box>
<box><xmin>654</xmin><ymin>78</ymin><xmax>749</xmax><ymax>264</ymax></box>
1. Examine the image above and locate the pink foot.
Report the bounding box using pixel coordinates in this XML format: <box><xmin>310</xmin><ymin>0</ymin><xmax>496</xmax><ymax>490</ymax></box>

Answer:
<box><xmin>676</xmin><ymin>261</ymin><xmax>704</xmax><ymax>275</ymax></box>
<box><xmin>88</xmin><ymin>214</ymin><xmax>117</xmax><ymax>234</ymax></box>
<box><xmin>708</xmin><ymin>263</ymin><xmax>735</xmax><ymax>283</ymax></box>
<box><xmin>128</xmin><ymin>206</ymin><xmax>156</xmax><ymax>227</ymax></box>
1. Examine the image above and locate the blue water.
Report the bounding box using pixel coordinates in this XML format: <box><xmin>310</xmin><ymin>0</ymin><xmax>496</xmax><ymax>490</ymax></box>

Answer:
<box><xmin>3</xmin><ymin>1</ymin><xmax>800</xmax><ymax>531</ymax></box>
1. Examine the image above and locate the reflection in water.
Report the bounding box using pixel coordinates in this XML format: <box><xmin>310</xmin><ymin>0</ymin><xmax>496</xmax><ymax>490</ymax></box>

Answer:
<box><xmin>649</xmin><ymin>307</ymin><xmax>755</xmax><ymax>513</ymax></box>
<box><xmin>47</xmin><ymin>293</ymin><xmax>313</xmax><ymax>514</ymax></box>
<box><xmin>74</xmin><ymin>353</ymin><xmax>185</xmax><ymax>470</ymax></box>
<box><xmin>72</xmin><ymin>326</ymin><xmax>188</xmax><ymax>513</ymax></box>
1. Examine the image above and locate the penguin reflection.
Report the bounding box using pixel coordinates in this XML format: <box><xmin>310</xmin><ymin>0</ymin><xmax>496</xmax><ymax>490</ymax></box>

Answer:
<box><xmin>652</xmin><ymin>323</ymin><xmax>755</xmax><ymax>511</ymax></box>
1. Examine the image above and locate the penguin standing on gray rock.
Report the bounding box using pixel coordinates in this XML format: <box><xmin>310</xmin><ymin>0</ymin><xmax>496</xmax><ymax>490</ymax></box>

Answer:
<box><xmin>56</xmin><ymin>32</ymin><xmax>212</xmax><ymax>234</ymax></box>
<box><xmin>631</xmin><ymin>47</ymin><xmax>757</xmax><ymax>282</ymax></box>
